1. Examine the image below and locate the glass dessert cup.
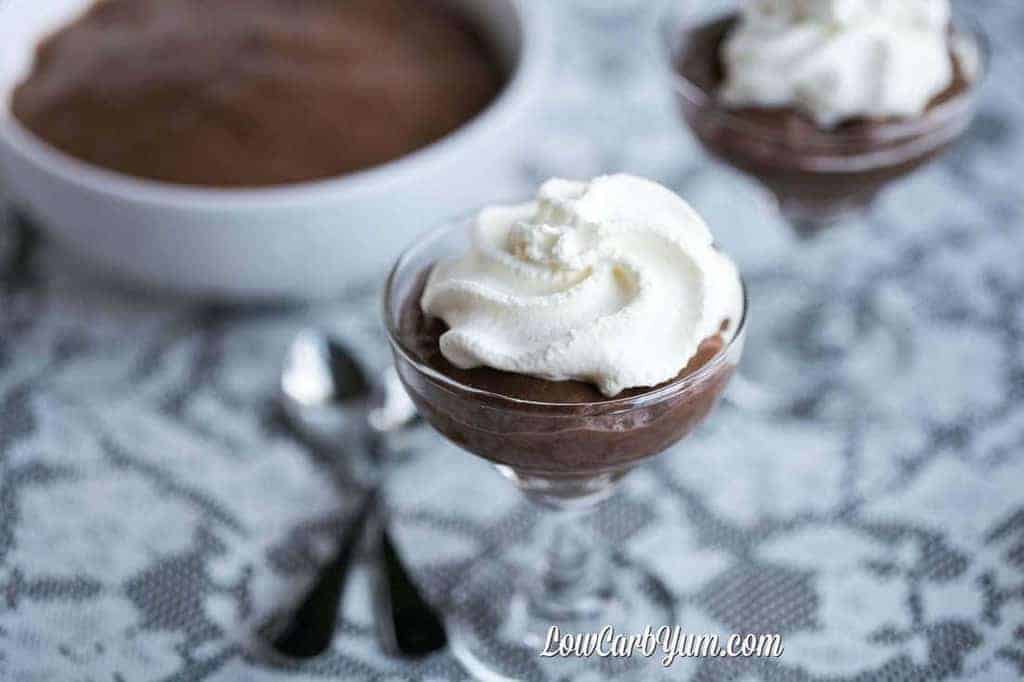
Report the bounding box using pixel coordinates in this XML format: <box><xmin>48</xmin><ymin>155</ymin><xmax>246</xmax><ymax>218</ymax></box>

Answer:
<box><xmin>383</xmin><ymin>218</ymin><xmax>747</xmax><ymax>680</ymax></box>
<box><xmin>662</xmin><ymin>8</ymin><xmax>988</xmax><ymax>416</ymax></box>
<box><xmin>665</xmin><ymin>10</ymin><xmax>989</xmax><ymax>235</ymax></box>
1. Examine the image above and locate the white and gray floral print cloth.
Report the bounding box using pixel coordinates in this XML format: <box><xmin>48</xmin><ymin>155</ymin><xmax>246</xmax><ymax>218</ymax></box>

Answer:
<box><xmin>1</xmin><ymin>0</ymin><xmax>1022</xmax><ymax>680</ymax></box>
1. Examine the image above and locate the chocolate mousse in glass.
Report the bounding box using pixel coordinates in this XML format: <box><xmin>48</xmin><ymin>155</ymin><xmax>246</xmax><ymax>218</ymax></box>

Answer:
<box><xmin>383</xmin><ymin>176</ymin><xmax>746</xmax><ymax>679</ymax></box>
<box><xmin>660</xmin><ymin>1</ymin><xmax>988</xmax><ymax>415</ymax></box>
<box><xmin>665</xmin><ymin>3</ymin><xmax>989</xmax><ymax>234</ymax></box>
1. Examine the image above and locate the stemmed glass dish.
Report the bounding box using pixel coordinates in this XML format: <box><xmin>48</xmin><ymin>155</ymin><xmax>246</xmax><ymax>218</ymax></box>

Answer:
<box><xmin>664</xmin><ymin>8</ymin><xmax>989</xmax><ymax>234</ymax></box>
<box><xmin>383</xmin><ymin>217</ymin><xmax>747</xmax><ymax>680</ymax></box>
<box><xmin>660</xmin><ymin>5</ymin><xmax>988</xmax><ymax>415</ymax></box>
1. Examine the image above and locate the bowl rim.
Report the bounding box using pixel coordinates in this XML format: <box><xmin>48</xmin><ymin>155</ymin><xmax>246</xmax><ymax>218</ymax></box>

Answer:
<box><xmin>381</xmin><ymin>212</ymin><xmax>749</xmax><ymax>413</ymax></box>
<box><xmin>0</xmin><ymin>0</ymin><xmax>550</xmax><ymax>209</ymax></box>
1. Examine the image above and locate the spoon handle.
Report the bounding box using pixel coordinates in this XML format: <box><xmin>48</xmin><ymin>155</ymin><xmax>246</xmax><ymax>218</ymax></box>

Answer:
<box><xmin>271</xmin><ymin>490</ymin><xmax>380</xmax><ymax>659</ymax></box>
<box><xmin>374</xmin><ymin>521</ymin><xmax>448</xmax><ymax>658</ymax></box>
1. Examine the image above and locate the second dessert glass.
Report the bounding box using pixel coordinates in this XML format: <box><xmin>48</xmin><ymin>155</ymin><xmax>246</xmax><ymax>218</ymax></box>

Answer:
<box><xmin>384</xmin><ymin>217</ymin><xmax>747</xmax><ymax>680</ymax></box>
<box><xmin>661</xmin><ymin>4</ymin><xmax>989</xmax><ymax>415</ymax></box>
<box><xmin>665</xmin><ymin>7</ymin><xmax>989</xmax><ymax>234</ymax></box>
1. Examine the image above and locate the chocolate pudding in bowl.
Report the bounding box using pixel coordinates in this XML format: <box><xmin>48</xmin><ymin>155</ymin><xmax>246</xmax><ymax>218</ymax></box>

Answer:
<box><xmin>665</xmin><ymin>0</ymin><xmax>988</xmax><ymax>233</ymax></box>
<box><xmin>383</xmin><ymin>175</ymin><xmax>746</xmax><ymax>679</ymax></box>
<box><xmin>0</xmin><ymin>0</ymin><xmax>548</xmax><ymax>299</ymax></box>
<box><xmin>11</xmin><ymin>0</ymin><xmax>504</xmax><ymax>187</ymax></box>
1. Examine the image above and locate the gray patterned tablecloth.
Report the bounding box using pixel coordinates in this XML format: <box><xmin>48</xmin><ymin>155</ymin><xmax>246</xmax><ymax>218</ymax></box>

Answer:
<box><xmin>1</xmin><ymin>1</ymin><xmax>1022</xmax><ymax>680</ymax></box>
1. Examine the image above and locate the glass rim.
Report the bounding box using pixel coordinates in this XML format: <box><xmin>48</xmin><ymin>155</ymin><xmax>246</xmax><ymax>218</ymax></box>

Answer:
<box><xmin>659</xmin><ymin>8</ymin><xmax>992</xmax><ymax>148</ymax></box>
<box><xmin>381</xmin><ymin>212</ymin><xmax>749</xmax><ymax>412</ymax></box>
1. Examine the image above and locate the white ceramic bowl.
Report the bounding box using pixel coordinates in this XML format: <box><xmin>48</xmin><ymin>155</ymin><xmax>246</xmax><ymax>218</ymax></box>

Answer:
<box><xmin>0</xmin><ymin>0</ymin><xmax>550</xmax><ymax>301</ymax></box>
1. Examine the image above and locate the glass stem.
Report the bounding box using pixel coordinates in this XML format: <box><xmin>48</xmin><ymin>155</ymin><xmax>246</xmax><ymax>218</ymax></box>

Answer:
<box><xmin>528</xmin><ymin>506</ymin><xmax>611</xmax><ymax>622</ymax></box>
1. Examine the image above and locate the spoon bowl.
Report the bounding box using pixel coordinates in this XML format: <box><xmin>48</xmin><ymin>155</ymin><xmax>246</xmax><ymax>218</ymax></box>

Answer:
<box><xmin>280</xmin><ymin>330</ymin><xmax>374</xmax><ymax>454</ymax></box>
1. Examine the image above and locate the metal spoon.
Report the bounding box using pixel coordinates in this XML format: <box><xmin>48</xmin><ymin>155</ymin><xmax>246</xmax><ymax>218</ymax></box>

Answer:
<box><xmin>271</xmin><ymin>330</ymin><xmax>445</xmax><ymax>659</ymax></box>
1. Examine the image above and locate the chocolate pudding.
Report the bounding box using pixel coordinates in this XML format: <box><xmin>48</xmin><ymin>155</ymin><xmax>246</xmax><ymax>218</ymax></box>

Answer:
<box><xmin>12</xmin><ymin>0</ymin><xmax>504</xmax><ymax>187</ymax></box>
<box><xmin>401</xmin><ymin>268</ymin><xmax>729</xmax><ymax>403</ymax></box>
<box><xmin>393</xmin><ymin>266</ymin><xmax>739</xmax><ymax>476</ymax></box>
<box><xmin>673</xmin><ymin>16</ymin><xmax>976</xmax><ymax>231</ymax></box>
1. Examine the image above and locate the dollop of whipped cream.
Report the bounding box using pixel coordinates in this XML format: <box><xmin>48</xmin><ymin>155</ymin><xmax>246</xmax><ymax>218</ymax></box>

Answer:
<box><xmin>421</xmin><ymin>175</ymin><xmax>742</xmax><ymax>398</ymax></box>
<box><xmin>720</xmin><ymin>0</ymin><xmax>954</xmax><ymax>127</ymax></box>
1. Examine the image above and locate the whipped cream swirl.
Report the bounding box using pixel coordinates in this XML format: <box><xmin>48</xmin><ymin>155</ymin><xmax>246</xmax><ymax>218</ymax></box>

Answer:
<box><xmin>421</xmin><ymin>175</ymin><xmax>743</xmax><ymax>398</ymax></box>
<box><xmin>720</xmin><ymin>0</ymin><xmax>955</xmax><ymax>127</ymax></box>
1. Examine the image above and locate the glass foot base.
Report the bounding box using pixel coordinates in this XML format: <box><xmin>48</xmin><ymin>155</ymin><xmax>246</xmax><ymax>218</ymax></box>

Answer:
<box><xmin>447</xmin><ymin>553</ymin><xmax>673</xmax><ymax>681</ymax></box>
<box><xmin>775</xmin><ymin>193</ymin><xmax>878</xmax><ymax>239</ymax></box>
